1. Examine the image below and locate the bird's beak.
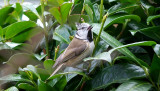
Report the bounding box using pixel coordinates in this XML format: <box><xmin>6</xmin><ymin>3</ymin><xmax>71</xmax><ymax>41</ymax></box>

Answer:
<box><xmin>87</xmin><ymin>25</ymin><xmax>93</xmax><ymax>31</ymax></box>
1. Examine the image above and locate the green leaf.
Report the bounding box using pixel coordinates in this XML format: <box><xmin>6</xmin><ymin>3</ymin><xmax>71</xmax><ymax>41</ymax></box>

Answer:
<box><xmin>129</xmin><ymin>26</ymin><xmax>160</xmax><ymax>42</ymax></box>
<box><xmin>91</xmin><ymin>23</ymin><xmax>149</xmax><ymax>68</ymax></box>
<box><xmin>48</xmin><ymin>71</ymin><xmax>89</xmax><ymax>80</ymax></box>
<box><xmin>84</xmin><ymin>0</ymin><xmax>98</xmax><ymax>22</ymax></box>
<box><xmin>140</xmin><ymin>0</ymin><xmax>155</xmax><ymax>15</ymax></box>
<box><xmin>47</xmin><ymin>0</ymin><xmax>67</xmax><ymax>7</ymax></box>
<box><xmin>12</xmin><ymin>3</ymin><xmax>23</xmax><ymax>21</ymax></box>
<box><xmin>84</xmin><ymin>4</ymin><xmax>93</xmax><ymax>22</ymax></box>
<box><xmin>11</xmin><ymin>26</ymin><xmax>43</xmax><ymax>43</ymax></box>
<box><xmin>128</xmin><ymin>20</ymin><xmax>146</xmax><ymax>30</ymax></box>
<box><xmin>0</xmin><ymin>42</ymin><xmax>23</xmax><ymax>50</ymax></box>
<box><xmin>70</xmin><ymin>0</ymin><xmax>83</xmax><ymax>14</ymax></box>
<box><xmin>53</xmin><ymin>75</ymin><xmax>67</xmax><ymax>91</ymax></box>
<box><xmin>53</xmin><ymin>25</ymin><xmax>70</xmax><ymax>44</ymax></box>
<box><xmin>116</xmin><ymin>80</ymin><xmax>152</xmax><ymax>91</ymax></box>
<box><xmin>104</xmin><ymin>13</ymin><xmax>141</xmax><ymax>29</ymax></box>
<box><xmin>5</xmin><ymin>86</ymin><xmax>19</xmax><ymax>91</ymax></box>
<box><xmin>107</xmin><ymin>3</ymin><xmax>138</xmax><ymax>16</ymax></box>
<box><xmin>119</xmin><ymin>0</ymin><xmax>139</xmax><ymax>3</ymax></box>
<box><xmin>49</xmin><ymin>3</ymin><xmax>73</xmax><ymax>25</ymax></box>
<box><xmin>22</xmin><ymin>2</ymin><xmax>40</xmax><ymax>18</ymax></box>
<box><xmin>0</xmin><ymin>74</ymin><xmax>30</xmax><ymax>85</ymax></box>
<box><xmin>68</xmin><ymin>14</ymin><xmax>90</xmax><ymax>27</ymax></box>
<box><xmin>147</xmin><ymin>15</ymin><xmax>160</xmax><ymax>25</ymax></box>
<box><xmin>83</xmin><ymin>63</ymin><xmax>145</xmax><ymax>90</ymax></box>
<box><xmin>84</xmin><ymin>41</ymin><xmax>156</xmax><ymax>63</ymax></box>
<box><xmin>34</xmin><ymin>54</ymin><xmax>47</xmax><ymax>61</ymax></box>
<box><xmin>93</xmin><ymin>3</ymin><xmax>100</xmax><ymax>22</ymax></box>
<box><xmin>150</xmin><ymin>54</ymin><xmax>160</xmax><ymax>83</ymax></box>
<box><xmin>18</xmin><ymin>83</ymin><xmax>37</xmax><ymax>91</ymax></box>
<box><xmin>4</xmin><ymin>21</ymin><xmax>37</xmax><ymax>39</ymax></box>
<box><xmin>84</xmin><ymin>52</ymin><xmax>111</xmax><ymax>62</ymax></box>
<box><xmin>109</xmin><ymin>41</ymin><xmax>156</xmax><ymax>53</ymax></box>
<box><xmin>36</xmin><ymin>68</ymin><xmax>50</xmax><ymax>81</ymax></box>
<box><xmin>6</xmin><ymin>53</ymin><xmax>41</xmax><ymax>73</ymax></box>
<box><xmin>38</xmin><ymin>79</ymin><xmax>55</xmax><ymax>91</ymax></box>
<box><xmin>0</xmin><ymin>6</ymin><xmax>14</xmax><ymax>26</ymax></box>
<box><xmin>24</xmin><ymin>10</ymin><xmax>38</xmax><ymax>21</ymax></box>
<box><xmin>153</xmin><ymin>44</ymin><xmax>160</xmax><ymax>58</ymax></box>
<box><xmin>24</xmin><ymin>65</ymin><xmax>41</xmax><ymax>79</ymax></box>
<box><xmin>44</xmin><ymin>59</ymin><xmax>55</xmax><ymax>74</ymax></box>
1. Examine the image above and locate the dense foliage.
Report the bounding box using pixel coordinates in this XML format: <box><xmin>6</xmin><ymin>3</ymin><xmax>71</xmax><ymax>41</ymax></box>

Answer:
<box><xmin>0</xmin><ymin>0</ymin><xmax>160</xmax><ymax>91</ymax></box>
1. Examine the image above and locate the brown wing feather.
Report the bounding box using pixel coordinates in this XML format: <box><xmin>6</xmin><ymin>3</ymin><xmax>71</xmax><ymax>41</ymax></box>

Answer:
<box><xmin>53</xmin><ymin>37</ymin><xmax>87</xmax><ymax>68</ymax></box>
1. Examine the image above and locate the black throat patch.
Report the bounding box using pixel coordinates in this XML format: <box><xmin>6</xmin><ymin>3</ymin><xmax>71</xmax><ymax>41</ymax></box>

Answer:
<box><xmin>87</xmin><ymin>30</ymin><xmax>93</xmax><ymax>42</ymax></box>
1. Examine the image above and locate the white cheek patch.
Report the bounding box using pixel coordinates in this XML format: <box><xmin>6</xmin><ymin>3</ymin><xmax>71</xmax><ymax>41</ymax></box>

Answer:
<box><xmin>76</xmin><ymin>30</ymin><xmax>88</xmax><ymax>40</ymax></box>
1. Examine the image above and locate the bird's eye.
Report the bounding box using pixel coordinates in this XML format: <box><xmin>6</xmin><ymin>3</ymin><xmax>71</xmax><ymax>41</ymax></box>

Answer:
<box><xmin>81</xmin><ymin>27</ymin><xmax>84</xmax><ymax>29</ymax></box>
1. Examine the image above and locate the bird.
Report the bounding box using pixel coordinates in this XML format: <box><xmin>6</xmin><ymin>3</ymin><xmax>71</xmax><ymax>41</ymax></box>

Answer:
<box><xmin>50</xmin><ymin>23</ymin><xmax>95</xmax><ymax>76</ymax></box>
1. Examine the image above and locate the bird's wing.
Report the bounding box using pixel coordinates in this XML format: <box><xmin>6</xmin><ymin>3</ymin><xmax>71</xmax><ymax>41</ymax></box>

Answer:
<box><xmin>53</xmin><ymin>38</ymin><xmax>87</xmax><ymax>68</ymax></box>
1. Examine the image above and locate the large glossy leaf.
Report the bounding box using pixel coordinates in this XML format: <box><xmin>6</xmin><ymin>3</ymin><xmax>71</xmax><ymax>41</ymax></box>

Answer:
<box><xmin>129</xmin><ymin>26</ymin><xmax>160</xmax><ymax>42</ymax></box>
<box><xmin>47</xmin><ymin>0</ymin><xmax>67</xmax><ymax>7</ymax></box>
<box><xmin>24</xmin><ymin>10</ymin><xmax>38</xmax><ymax>21</ymax></box>
<box><xmin>70</xmin><ymin>0</ymin><xmax>84</xmax><ymax>14</ymax></box>
<box><xmin>53</xmin><ymin>75</ymin><xmax>67</xmax><ymax>91</ymax></box>
<box><xmin>85</xmin><ymin>0</ymin><xmax>98</xmax><ymax>22</ymax></box>
<box><xmin>0</xmin><ymin>6</ymin><xmax>14</xmax><ymax>26</ymax></box>
<box><xmin>0</xmin><ymin>42</ymin><xmax>22</xmax><ymax>50</ymax></box>
<box><xmin>116</xmin><ymin>80</ymin><xmax>152</xmax><ymax>91</ymax></box>
<box><xmin>104</xmin><ymin>13</ymin><xmax>141</xmax><ymax>29</ymax></box>
<box><xmin>48</xmin><ymin>71</ymin><xmax>89</xmax><ymax>80</ymax></box>
<box><xmin>5</xmin><ymin>86</ymin><xmax>19</xmax><ymax>91</ymax></box>
<box><xmin>153</xmin><ymin>44</ymin><xmax>160</xmax><ymax>58</ymax></box>
<box><xmin>119</xmin><ymin>0</ymin><xmax>139</xmax><ymax>3</ymax></box>
<box><xmin>12</xmin><ymin>3</ymin><xmax>23</xmax><ymax>21</ymax></box>
<box><xmin>68</xmin><ymin>14</ymin><xmax>90</xmax><ymax>27</ymax></box>
<box><xmin>84</xmin><ymin>41</ymin><xmax>156</xmax><ymax>63</ymax></box>
<box><xmin>38</xmin><ymin>79</ymin><xmax>55</xmax><ymax>91</ymax></box>
<box><xmin>91</xmin><ymin>23</ymin><xmax>149</xmax><ymax>67</ymax></box>
<box><xmin>6</xmin><ymin>53</ymin><xmax>41</xmax><ymax>75</ymax></box>
<box><xmin>150</xmin><ymin>54</ymin><xmax>160</xmax><ymax>83</ymax></box>
<box><xmin>0</xmin><ymin>74</ymin><xmax>30</xmax><ymax>85</ymax></box>
<box><xmin>4</xmin><ymin>21</ymin><xmax>37</xmax><ymax>39</ymax></box>
<box><xmin>53</xmin><ymin>25</ymin><xmax>70</xmax><ymax>44</ymax></box>
<box><xmin>107</xmin><ymin>3</ymin><xmax>138</xmax><ymax>16</ymax></box>
<box><xmin>84</xmin><ymin>4</ymin><xmax>93</xmax><ymax>22</ymax></box>
<box><xmin>18</xmin><ymin>83</ymin><xmax>37</xmax><ymax>91</ymax></box>
<box><xmin>49</xmin><ymin>3</ymin><xmax>73</xmax><ymax>25</ymax></box>
<box><xmin>34</xmin><ymin>54</ymin><xmax>47</xmax><ymax>61</ymax></box>
<box><xmin>83</xmin><ymin>63</ymin><xmax>145</xmax><ymax>90</ymax></box>
<box><xmin>140</xmin><ymin>0</ymin><xmax>155</xmax><ymax>15</ymax></box>
<box><xmin>44</xmin><ymin>59</ymin><xmax>55</xmax><ymax>74</ymax></box>
<box><xmin>12</xmin><ymin>26</ymin><xmax>43</xmax><ymax>43</ymax></box>
<box><xmin>23</xmin><ymin>65</ymin><xmax>41</xmax><ymax>79</ymax></box>
<box><xmin>93</xmin><ymin>3</ymin><xmax>100</xmax><ymax>22</ymax></box>
<box><xmin>147</xmin><ymin>15</ymin><xmax>160</xmax><ymax>25</ymax></box>
<box><xmin>22</xmin><ymin>2</ymin><xmax>40</xmax><ymax>18</ymax></box>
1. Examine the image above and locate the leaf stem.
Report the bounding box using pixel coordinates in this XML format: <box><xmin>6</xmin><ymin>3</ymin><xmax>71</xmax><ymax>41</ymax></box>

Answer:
<box><xmin>54</xmin><ymin>45</ymin><xmax>59</xmax><ymax>61</ymax></box>
<box><xmin>151</xmin><ymin>21</ymin><xmax>155</xmax><ymax>26</ymax></box>
<box><xmin>48</xmin><ymin>21</ymin><xmax>58</xmax><ymax>32</ymax></box>
<box><xmin>75</xmin><ymin>77</ymin><xmax>85</xmax><ymax>90</ymax></box>
<box><xmin>143</xmin><ymin>66</ymin><xmax>158</xmax><ymax>90</ymax></box>
<box><xmin>41</xmin><ymin>0</ymin><xmax>50</xmax><ymax>59</ymax></box>
<box><xmin>100</xmin><ymin>0</ymin><xmax>103</xmax><ymax>22</ymax></box>
<box><xmin>116</xmin><ymin>19</ymin><xmax>129</xmax><ymax>39</ymax></box>
<box><xmin>92</xmin><ymin>14</ymin><xmax>108</xmax><ymax>56</ymax></box>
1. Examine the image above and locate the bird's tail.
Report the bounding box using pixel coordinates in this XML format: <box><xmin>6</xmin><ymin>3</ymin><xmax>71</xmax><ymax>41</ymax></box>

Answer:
<box><xmin>49</xmin><ymin>63</ymin><xmax>65</xmax><ymax>78</ymax></box>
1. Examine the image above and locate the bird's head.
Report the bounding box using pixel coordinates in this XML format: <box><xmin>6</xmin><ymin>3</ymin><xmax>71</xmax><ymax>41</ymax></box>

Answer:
<box><xmin>75</xmin><ymin>23</ymin><xmax>93</xmax><ymax>42</ymax></box>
